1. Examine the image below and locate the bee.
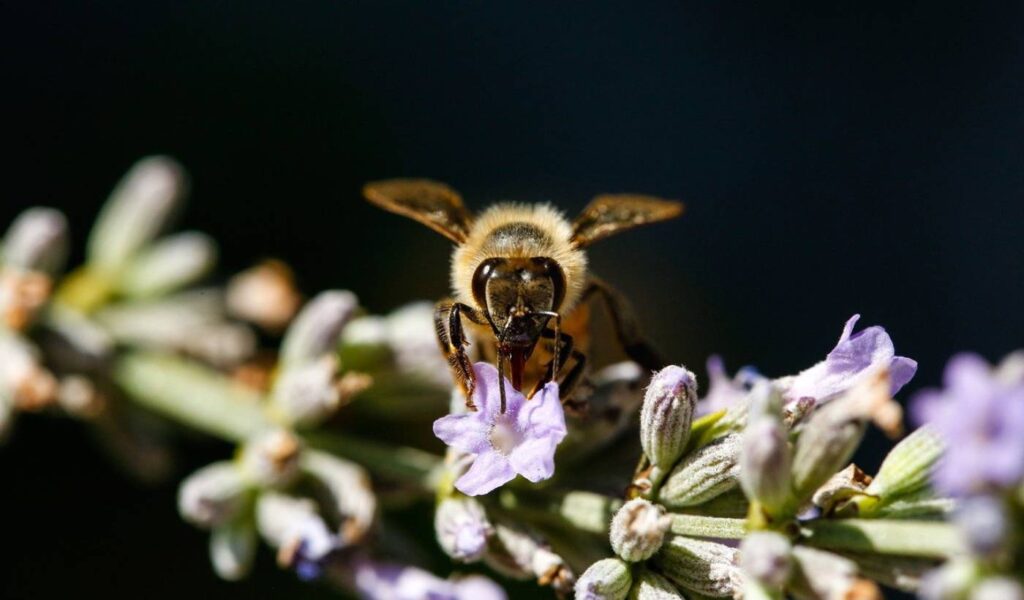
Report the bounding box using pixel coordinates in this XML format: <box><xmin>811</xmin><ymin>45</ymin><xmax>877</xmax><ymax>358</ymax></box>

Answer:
<box><xmin>364</xmin><ymin>179</ymin><xmax>683</xmax><ymax>413</ymax></box>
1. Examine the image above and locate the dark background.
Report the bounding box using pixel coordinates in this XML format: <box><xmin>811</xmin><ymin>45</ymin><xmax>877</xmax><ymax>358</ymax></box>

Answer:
<box><xmin>3</xmin><ymin>2</ymin><xmax>1023</xmax><ymax>598</ymax></box>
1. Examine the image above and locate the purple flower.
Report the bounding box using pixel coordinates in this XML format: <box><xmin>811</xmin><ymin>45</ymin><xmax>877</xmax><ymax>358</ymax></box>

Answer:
<box><xmin>697</xmin><ymin>355</ymin><xmax>761</xmax><ymax>416</ymax></box>
<box><xmin>782</xmin><ymin>314</ymin><xmax>917</xmax><ymax>405</ymax></box>
<box><xmin>432</xmin><ymin>363</ymin><xmax>567</xmax><ymax>496</ymax></box>
<box><xmin>354</xmin><ymin>560</ymin><xmax>507</xmax><ymax>600</ymax></box>
<box><xmin>911</xmin><ymin>353</ymin><xmax>1024</xmax><ymax>496</ymax></box>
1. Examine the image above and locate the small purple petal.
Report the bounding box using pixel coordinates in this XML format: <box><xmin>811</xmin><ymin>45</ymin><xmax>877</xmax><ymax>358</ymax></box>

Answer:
<box><xmin>469</xmin><ymin>362</ymin><xmax>524</xmax><ymax>417</ymax></box>
<box><xmin>454</xmin><ymin>450</ymin><xmax>516</xmax><ymax>496</ymax></box>
<box><xmin>515</xmin><ymin>381</ymin><xmax>567</xmax><ymax>438</ymax></box>
<box><xmin>432</xmin><ymin>413</ymin><xmax>490</xmax><ymax>454</ymax></box>
<box><xmin>507</xmin><ymin>436</ymin><xmax>558</xmax><ymax>482</ymax></box>
<box><xmin>889</xmin><ymin>356</ymin><xmax>918</xmax><ymax>395</ymax></box>
<box><xmin>452</xmin><ymin>575</ymin><xmax>508</xmax><ymax>600</ymax></box>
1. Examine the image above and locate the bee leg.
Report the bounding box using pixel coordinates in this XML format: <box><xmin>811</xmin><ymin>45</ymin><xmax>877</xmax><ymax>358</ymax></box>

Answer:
<box><xmin>434</xmin><ymin>299</ymin><xmax>482</xmax><ymax>409</ymax></box>
<box><xmin>532</xmin><ymin>329</ymin><xmax>589</xmax><ymax>414</ymax></box>
<box><xmin>581</xmin><ymin>277</ymin><xmax>666</xmax><ymax>370</ymax></box>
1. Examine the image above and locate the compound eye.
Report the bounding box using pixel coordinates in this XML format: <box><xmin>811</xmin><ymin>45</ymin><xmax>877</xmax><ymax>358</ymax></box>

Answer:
<box><xmin>531</xmin><ymin>257</ymin><xmax>566</xmax><ymax>310</ymax></box>
<box><xmin>472</xmin><ymin>258</ymin><xmax>502</xmax><ymax>307</ymax></box>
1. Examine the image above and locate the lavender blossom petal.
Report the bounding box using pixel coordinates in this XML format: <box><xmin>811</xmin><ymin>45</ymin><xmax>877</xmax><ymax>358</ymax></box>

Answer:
<box><xmin>432</xmin><ymin>414</ymin><xmax>490</xmax><ymax>455</ymax></box>
<box><xmin>452</xmin><ymin>575</ymin><xmax>508</xmax><ymax>600</ymax></box>
<box><xmin>508</xmin><ymin>437</ymin><xmax>558</xmax><ymax>483</ymax></box>
<box><xmin>470</xmin><ymin>362</ymin><xmax>523</xmax><ymax>417</ymax></box>
<box><xmin>515</xmin><ymin>381</ymin><xmax>566</xmax><ymax>438</ymax></box>
<box><xmin>454</xmin><ymin>450</ymin><xmax>516</xmax><ymax>496</ymax></box>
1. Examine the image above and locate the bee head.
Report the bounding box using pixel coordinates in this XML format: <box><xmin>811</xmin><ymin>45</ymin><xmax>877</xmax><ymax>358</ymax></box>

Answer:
<box><xmin>471</xmin><ymin>256</ymin><xmax>566</xmax><ymax>345</ymax></box>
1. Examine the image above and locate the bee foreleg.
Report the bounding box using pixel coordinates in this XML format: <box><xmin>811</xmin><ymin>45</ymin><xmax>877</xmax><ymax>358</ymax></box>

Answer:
<box><xmin>434</xmin><ymin>299</ymin><xmax>482</xmax><ymax>409</ymax></box>
<box><xmin>532</xmin><ymin>329</ymin><xmax>588</xmax><ymax>414</ymax></box>
<box><xmin>582</xmin><ymin>277</ymin><xmax>666</xmax><ymax>370</ymax></box>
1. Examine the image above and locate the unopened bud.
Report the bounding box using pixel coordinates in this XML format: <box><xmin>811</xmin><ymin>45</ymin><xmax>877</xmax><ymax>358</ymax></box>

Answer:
<box><xmin>281</xmin><ymin>290</ymin><xmax>357</xmax><ymax>365</ymax></box>
<box><xmin>791</xmin><ymin>546</ymin><xmax>880</xmax><ymax>600</ymax></box>
<box><xmin>435</xmin><ymin>497</ymin><xmax>492</xmax><ymax>562</ymax></box>
<box><xmin>653</xmin><ymin>535</ymin><xmax>741</xmax><ymax>598</ymax></box>
<box><xmin>240</xmin><ymin>429</ymin><xmax>303</xmax><ymax>488</ymax></box>
<box><xmin>226</xmin><ymin>260</ymin><xmax>303</xmax><ymax>331</ymax></box>
<box><xmin>255</xmin><ymin>492</ymin><xmax>338</xmax><ymax>580</ymax></box>
<box><xmin>210</xmin><ymin>521</ymin><xmax>257</xmax><ymax>581</ymax></box>
<box><xmin>740</xmin><ymin>532</ymin><xmax>792</xmax><ymax>589</ymax></box>
<box><xmin>0</xmin><ymin>333</ymin><xmax>58</xmax><ymax>411</ymax></box>
<box><xmin>955</xmin><ymin>495</ymin><xmax>1009</xmax><ymax>557</ymax></box>
<box><xmin>790</xmin><ymin>390</ymin><xmax>869</xmax><ymax>503</ymax></box>
<box><xmin>56</xmin><ymin>375</ymin><xmax>106</xmax><ymax>418</ymax></box>
<box><xmin>630</xmin><ymin>569</ymin><xmax>686</xmax><ymax>600</ymax></box>
<box><xmin>118</xmin><ymin>231</ymin><xmax>217</xmax><ymax>298</ymax></box>
<box><xmin>972</xmin><ymin>577</ymin><xmax>1024</xmax><ymax>600</ymax></box>
<box><xmin>272</xmin><ymin>356</ymin><xmax>341</xmax><ymax>426</ymax></box>
<box><xmin>0</xmin><ymin>268</ymin><xmax>52</xmax><ymax>331</ymax></box>
<box><xmin>178</xmin><ymin>461</ymin><xmax>250</xmax><ymax>528</ymax></box>
<box><xmin>740</xmin><ymin>397</ymin><xmax>792</xmax><ymax>516</ymax></box>
<box><xmin>657</xmin><ymin>434</ymin><xmax>741</xmax><ymax>508</ymax></box>
<box><xmin>3</xmin><ymin>207</ymin><xmax>68</xmax><ymax>275</ymax></box>
<box><xmin>302</xmin><ymin>449</ymin><xmax>377</xmax><ymax>544</ymax></box>
<box><xmin>574</xmin><ymin>558</ymin><xmax>632</xmax><ymax>600</ymax></box>
<box><xmin>485</xmin><ymin>522</ymin><xmax>574</xmax><ymax>594</ymax></box>
<box><xmin>640</xmin><ymin>366</ymin><xmax>697</xmax><ymax>472</ymax></box>
<box><xmin>610</xmin><ymin>498</ymin><xmax>671</xmax><ymax>562</ymax></box>
<box><xmin>88</xmin><ymin>156</ymin><xmax>187</xmax><ymax>271</ymax></box>
<box><xmin>863</xmin><ymin>425</ymin><xmax>943</xmax><ymax>506</ymax></box>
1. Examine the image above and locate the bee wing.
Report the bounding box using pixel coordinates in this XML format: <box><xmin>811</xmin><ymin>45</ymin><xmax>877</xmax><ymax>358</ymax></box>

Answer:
<box><xmin>363</xmin><ymin>178</ymin><xmax>473</xmax><ymax>243</ymax></box>
<box><xmin>570</xmin><ymin>194</ymin><xmax>684</xmax><ymax>247</ymax></box>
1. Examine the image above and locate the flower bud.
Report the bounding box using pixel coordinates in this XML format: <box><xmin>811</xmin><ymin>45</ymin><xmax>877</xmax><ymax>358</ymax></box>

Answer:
<box><xmin>88</xmin><ymin>156</ymin><xmax>186</xmax><ymax>272</ymax></box>
<box><xmin>302</xmin><ymin>449</ymin><xmax>377</xmax><ymax>544</ymax></box>
<box><xmin>574</xmin><ymin>558</ymin><xmax>632</xmax><ymax>600</ymax></box>
<box><xmin>862</xmin><ymin>425</ymin><xmax>943</xmax><ymax>505</ymax></box>
<box><xmin>240</xmin><ymin>429</ymin><xmax>303</xmax><ymax>488</ymax></box>
<box><xmin>485</xmin><ymin>522</ymin><xmax>574</xmax><ymax>594</ymax></box>
<box><xmin>652</xmin><ymin>535</ymin><xmax>741</xmax><ymax>598</ymax></box>
<box><xmin>740</xmin><ymin>393</ymin><xmax>792</xmax><ymax>516</ymax></box>
<box><xmin>972</xmin><ymin>577</ymin><xmax>1024</xmax><ymax>600</ymax></box>
<box><xmin>3</xmin><ymin>207</ymin><xmax>68</xmax><ymax>275</ymax></box>
<box><xmin>630</xmin><ymin>569</ymin><xmax>686</xmax><ymax>600</ymax></box>
<box><xmin>255</xmin><ymin>492</ymin><xmax>338</xmax><ymax>580</ymax></box>
<box><xmin>118</xmin><ymin>231</ymin><xmax>217</xmax><ymax>298</ymax></box>
<box><xmin>640</xmin><ymin>366</ymin><xmax>697</xmax><ymax>472</ymax></box>
<box><xmin>0</xmin><ymin>332</ymin><xmax>58</xmax><ymax>411</ymax></box>
<box><xmin>790</xmin><ymin>384</ymin><xmax>871</xmax><ymax>502</ymax></box>
<box><xmin>740</xmin><ymin>532</ymin><xmax>792</xmax><ymax>589</ymax></box>
<box><xmin>178</xmin><ymin>461</ymin><xmax>250</xmax><ymax>528</ymax></box>
<box><xmin>657</xmin><ymin>434</ymin><xmax>741</xmax><ymax>508</ymax></box>
<box><xmin>435</xmin><ymin>497</ymin><xmax>492</xmax><ymax>563</ymax></box>
<box><xmin>610</xmin><ymin>498</ymin><xmax>671</xmax><ymax>562</ymax></box>
<box><xmin>210</xmin><ymin>521</ymin><xmax>257</xmax><ymax>581</ymax></box>
<box><xmin>280</xmin><ymin>290</ymin><xmax>357</xmax><ymax>365</ymax></box>
<box><xmin>271</xmin><ymin>356</ymin><xmax>341</xmax><ymax>426</ymax></box>
<box><xmin>226</xmin><ymin>260</ymin><xmax>302</xmax><ymax>332</ymax></box>
<box><xmin>790</xmin><ymin>546</ymin><xmax>880</xmax><ymax>600</ymax></box>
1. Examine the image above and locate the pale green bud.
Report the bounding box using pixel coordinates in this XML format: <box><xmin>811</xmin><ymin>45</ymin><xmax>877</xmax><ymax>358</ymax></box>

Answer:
<box><xmin>210</xmin><ymin>520</ymin><xmax>257</xmax><ymax>581</ymax></box>
<box><xmin>178</xmin><ymin>461</ymin><xmax>251</xmax><ymax>528</ymax></box>
<box><xmin>863</xmin><ymin>425</ymin><xmax>944</xmax><ymax>504</ymax></box>
<box><xmin>739</xmin><ymin>531</ymin><xmax>792</xmax><ymax>588</ymax></box>
<box><xmin>88</xmin><ymin>156</ymin><xmax>186</xmax><ymax>272</ymax></box>
<box><xmin>640</xmin><ymin>366</ymin><xmax>697</xmax><ymax>471</ymax></box>
<box><xmin>610</xmin><ymin>498</ymin><xmax>671</xmax><ymax>562</ymax></box>
<box><xmin>629</xmin><ymin>569</ymin><xmax>685</xmax><ymax>600</ymax></box>
<box><xmin>575</xmin><ymin>558</ymin><xmax>632</xmax><ymax>600</ymax></box>
<box><xmin>740</xmin><ymin>416</ymin><xmax>792</xmax><ymax>515</ymax></box>
<box><xmin>790</xmin><ymin>401</ymin><xmax>867</xmax><ymax>503</ymax></box>
<box><xmin>653</xmin><ymin>535</ymin><xmax>741</xmax><ymax>598</ymax></box>
<box><xmin>281</xmin><ymin>290</ymin><xmax>357</xmax><ymax>365</ymax></box>
<box><xmin>118</xmin><ymin>231</ymin><xmax>217</xmax><ymax>298</ymax></box>
<box><xmin>657</xmin><ymin>433</ymin><xmax>741</xmax><ymax>508</ymax></box>
<box><xmin>2</xmin><ymin>207</ymin><xmax>68</xmax><ymax>275</ymax></box>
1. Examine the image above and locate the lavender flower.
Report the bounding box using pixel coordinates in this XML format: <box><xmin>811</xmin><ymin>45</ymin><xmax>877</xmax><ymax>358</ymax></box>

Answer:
<box><xmin>697</xmin><ymin>356</ymin><xmax>759</xmax><ymax>416</ymax></box>
<box><xmin>354</xmin><ymin>560</ymin><xmax>507</xmax><ymax>600</ymax></box>
<box><xmin>782</xmin><ymin>314</ymin><xmax>917</xmax><ymax>405</ymax></box>
<box><xmin>911</xmin><ymin>352</ymin><xmax>1024</xmax><ymax>496</ymax></box>
<box><xmin>432</xmin><ymin>363</ymin><xmax>566</xmax><ymax>496</ymax></box>
<box><xmin>435</xmin><ymin>497</ymin><xmax>492</xmax><ymax>562</ymax></box>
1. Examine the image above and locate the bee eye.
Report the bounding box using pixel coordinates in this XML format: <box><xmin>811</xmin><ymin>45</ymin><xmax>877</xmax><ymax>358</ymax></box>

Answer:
<box><xmin>531</xmin><ymin>257</ymin><xmax>566</xmax><ymax>310</ymax></box>
<box><xmin>472</xmin><ymin>258</ymin><xmax>502</xmax><ymax>307</ymax></box>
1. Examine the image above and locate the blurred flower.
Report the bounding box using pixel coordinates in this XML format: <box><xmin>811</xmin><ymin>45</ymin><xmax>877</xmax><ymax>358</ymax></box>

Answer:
<box><xmin>781</xmin><ymin>314</ymin><xmax>917</xmax><ymax>406</ymax></box>
<box><xmin>911</xmin><ymin>352</ymin><xmax>1024</xmax><ymax>496</ymax></box>
<box><xmin>354</xmin><ymin>560</ymin><xmax>507</xmax><ymax>600</ymax></box>
<box><xmin>257</xmin><ymin>491</ymin><xmax>341</xmax><ymax>581</ymax></box>
<box><xmin>698</xmin><ymin>355</ymin><xmax>760</xmax><ymax>416</ymax></box>
<box><xmin>435</xmin><ymin>497</ymin><xmax>492</xmax><ymax>562</ymax></box>
<box><xmin>740</xmin><ymin>531</ymin><xmax>792</xmax><ymax>589</ymax></box>
<box><xmin>432</xmin><ymin>363</ymin><xmax>566</xmax><ymax>495</ymax></box>
<box><xmin>343</xmin><ymin>301</ymin><xmax>451</xmax><ymax>387</ymax></box>
<box><xmin>954</xmin><ymin>495</ymin><xmax>1009</xmax><ymax>557</ymax></box>
<box><xmin>1</xmin><ymin>207</ymin><xmax>68</xmax><ymax>330</ymax></box>
<box><xmin>226</xmin><ymin>260</ymin><xmax>303</xmax><ymax>332</ymax></box>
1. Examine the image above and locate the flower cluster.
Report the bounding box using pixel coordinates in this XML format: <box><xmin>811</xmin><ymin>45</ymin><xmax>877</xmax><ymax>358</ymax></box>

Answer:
<box><xmin>6</xmin><ymin>156</ymin><xmax>1024</xmax><ymax>600</ymax></box>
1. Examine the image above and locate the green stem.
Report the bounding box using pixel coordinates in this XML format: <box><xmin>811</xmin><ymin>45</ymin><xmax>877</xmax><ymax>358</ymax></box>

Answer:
<box><xmin>113</xmin><ymin>351</ymin><xmax>442</xmax><ymax>490</ymax></box>
<box><xmin>499</xmin><ymin>489</ymin><xmax>622</xmax><ymax>536</ymax></box>
<box><xmin>669</xmin><ymin>514</ymin><xmax>747</xmax><ymax>539</ymax></box>
<box><xmin>802</xmin><ymin>518</ymin><xmax>965</xmax><ymax>558</ymax></box>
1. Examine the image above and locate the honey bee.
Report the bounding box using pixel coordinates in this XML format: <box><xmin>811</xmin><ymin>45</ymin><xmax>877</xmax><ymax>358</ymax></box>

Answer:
<box><xmin>364</xmin><ymin>179</ymin><xmax>683</xmax><ymax>413</ymax></box>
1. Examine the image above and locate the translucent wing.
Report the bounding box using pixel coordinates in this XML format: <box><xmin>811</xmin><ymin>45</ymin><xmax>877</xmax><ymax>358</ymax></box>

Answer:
<box><xmin>363</xmin><ymin>179</ymin><xmax>473</xmax><ymax>243</ymax></box>
<box><xmin>571</xmin><ymin>194</ymin><xmax>684</xmax><ymax>247</ymax></box>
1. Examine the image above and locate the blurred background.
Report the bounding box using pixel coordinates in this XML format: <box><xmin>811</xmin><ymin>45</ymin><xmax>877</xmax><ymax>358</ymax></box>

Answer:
<box><xmin>2</xmin><ymin>2</ymin><xmax>1022</xmax><ymax>598</ymax></box>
